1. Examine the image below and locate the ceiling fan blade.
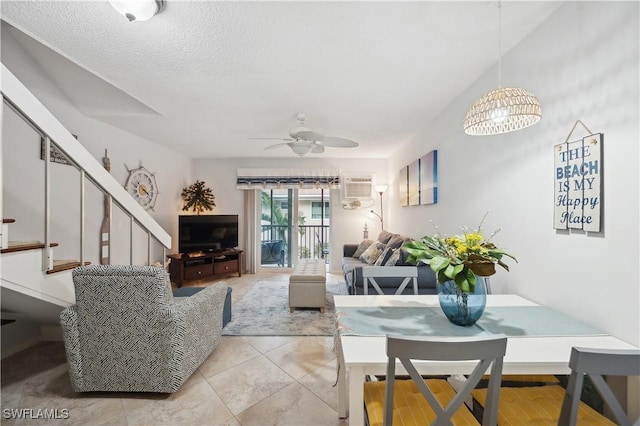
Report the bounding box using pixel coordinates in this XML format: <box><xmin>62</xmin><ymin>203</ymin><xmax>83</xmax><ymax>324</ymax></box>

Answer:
<box><xmin>319</xmin><ymin>136</ymin><xmax>358</xmax><ymax>148</ymax></box>
<box><xmin>310</xmin><ymin>144</ymin><xmax>325</xmax><ymax>154</ymax></box>
<box><xmin>264</xmin><ymin>143</ymin><xmax>289</xmax><ymax>150</ymax></box>
<box><xmin>249</xmin><ymin>137</ymin><xmax>294</xmax><ymax>141</ymax></box>
<box><xmin>295</xmin><ymin>130</ymin><xmax>324</xmax><ymax>141</ymax></box>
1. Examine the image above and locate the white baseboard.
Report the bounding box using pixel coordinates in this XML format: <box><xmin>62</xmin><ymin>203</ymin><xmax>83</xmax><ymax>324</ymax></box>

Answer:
<box><xmin>1</xmin><ymin>335</ymin><xmax>42</xmax><ymax>359</ymax></box>
<box><xmin>1</xmin><ymin>325</ymin><xmax>62</xmax><ymax>359</ymax></box>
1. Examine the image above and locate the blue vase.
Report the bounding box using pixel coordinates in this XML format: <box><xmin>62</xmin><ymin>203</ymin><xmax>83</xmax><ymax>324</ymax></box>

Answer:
<box><xmin>438</xmin><ymin>276</ymin><xmax>487</xmax><ymax>326</ymax></box>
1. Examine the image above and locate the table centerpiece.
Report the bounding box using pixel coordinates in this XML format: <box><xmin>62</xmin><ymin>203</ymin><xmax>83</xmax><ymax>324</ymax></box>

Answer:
<box><xmin>404</xmin><ymin>212</ymin><xmax>517</xmax><ymax>326</ymax></box>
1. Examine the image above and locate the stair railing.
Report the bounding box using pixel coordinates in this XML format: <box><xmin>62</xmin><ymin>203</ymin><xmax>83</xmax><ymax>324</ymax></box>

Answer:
<box><xmin>1</xmin><ymin>64</ymin><xmax>171</xmax><ymax>271</ymax></box>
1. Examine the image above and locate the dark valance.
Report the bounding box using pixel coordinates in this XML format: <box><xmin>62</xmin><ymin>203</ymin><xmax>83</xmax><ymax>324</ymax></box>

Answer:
<box><xmin>236</xmin><ymin>168</ymin><xmax>340</xmax><ymax>190</ymax></box>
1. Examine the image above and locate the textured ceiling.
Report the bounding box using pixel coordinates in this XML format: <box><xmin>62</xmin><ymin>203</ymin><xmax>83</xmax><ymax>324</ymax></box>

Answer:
<box><xmin>1</xmin><ymin>1</ymin><xmax>562</xmax><ymax>159</ymax></box>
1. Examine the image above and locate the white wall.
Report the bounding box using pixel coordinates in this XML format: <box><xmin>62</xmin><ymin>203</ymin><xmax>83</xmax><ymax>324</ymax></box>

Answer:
<box><xmin>387</xmin><ymin>2</ymin><xmax>639</xmax><ymax>345</ymax></box>
<box><xmin>1</xmin><ymin>28</ymin><xmax>193</xmax><ymax>263</ymax></box>
<box><xmin>192</xmin><ymin>157</ymin><xmax>387</xmax><ymax>272</ymax></box>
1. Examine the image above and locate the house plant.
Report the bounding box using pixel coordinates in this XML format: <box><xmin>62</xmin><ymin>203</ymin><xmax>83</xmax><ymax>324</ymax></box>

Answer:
<box><xmin>181</xmin><ymin>180</ymin><xmax>216</xmax><ymax>215</ymax></box>
<box><xmin>404</xmin><ymin>214</ymin><xmax>517</xmax><ymax>325</ymax></box>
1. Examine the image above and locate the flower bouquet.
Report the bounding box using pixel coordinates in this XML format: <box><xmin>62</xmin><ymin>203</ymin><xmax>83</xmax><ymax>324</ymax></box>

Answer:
<box><xmin>404</xmin><ymin>213</ymin><xmax>516</xmax><ymax>326</ymax></box>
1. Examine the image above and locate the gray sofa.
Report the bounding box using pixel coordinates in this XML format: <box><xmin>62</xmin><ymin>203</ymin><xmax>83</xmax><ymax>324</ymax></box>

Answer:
<box><xmin>342</xmin><ymin>230</ymin><xmax>438</xmax><ymax>295</ymax></box>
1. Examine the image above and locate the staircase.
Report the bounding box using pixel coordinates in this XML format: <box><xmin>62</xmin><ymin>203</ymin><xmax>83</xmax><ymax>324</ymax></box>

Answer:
<box><xmin>1</xmin><ymin>64</ymin><xmax>171</xmax><ymax>352</ymax></box>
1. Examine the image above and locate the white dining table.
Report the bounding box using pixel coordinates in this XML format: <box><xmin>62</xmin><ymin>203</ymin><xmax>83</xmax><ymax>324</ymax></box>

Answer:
<box><xmin>334</xmin><ymin>294</ymin><xmax>639</xmax><ymax>424</ymax></box>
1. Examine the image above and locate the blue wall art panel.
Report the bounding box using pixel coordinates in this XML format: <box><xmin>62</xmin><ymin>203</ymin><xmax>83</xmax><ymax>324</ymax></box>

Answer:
<box><xmin>419</xmin><ymin>150</ymin><xmax>438</xmax><ymax>205</ymax></box>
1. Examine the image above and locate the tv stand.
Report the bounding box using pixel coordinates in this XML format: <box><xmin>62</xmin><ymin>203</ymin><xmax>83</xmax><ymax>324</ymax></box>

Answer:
<box><xmin>167</xmin><ymin>249</ymin><xmax>242</xmax><ymax>287</ymax></box>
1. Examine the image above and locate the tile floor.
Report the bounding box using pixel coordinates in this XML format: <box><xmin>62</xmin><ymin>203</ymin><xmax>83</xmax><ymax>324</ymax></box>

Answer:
<box><xmin>1</xmin><ymin>271</ymin><xmax>349</xmax><ymax>426</ymax></box>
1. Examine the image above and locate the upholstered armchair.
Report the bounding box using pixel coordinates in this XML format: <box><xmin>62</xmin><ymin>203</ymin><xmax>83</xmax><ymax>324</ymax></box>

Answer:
<box><xmin>59</xmin><ymin>265</ymin><xmax>227</xmax><ymax>393</ymax></box>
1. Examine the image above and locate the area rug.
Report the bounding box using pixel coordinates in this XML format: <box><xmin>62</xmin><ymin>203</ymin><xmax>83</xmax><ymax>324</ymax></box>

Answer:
<box><xmin>222</xmin><ymin>279</ymin><xmax>347</xmax><ymax>336</ymax></box>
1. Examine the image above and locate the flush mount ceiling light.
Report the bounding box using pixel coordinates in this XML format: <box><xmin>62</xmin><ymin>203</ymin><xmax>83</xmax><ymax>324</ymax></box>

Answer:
<box><xmin>463</xmin><ymin>2</ymin><xmax>541</xmax><ymax>136</ymax></box>
<box><xmin>108</xmin><ymin>0</ymin><xmax>165</xmax><ymax>22</ymax></box>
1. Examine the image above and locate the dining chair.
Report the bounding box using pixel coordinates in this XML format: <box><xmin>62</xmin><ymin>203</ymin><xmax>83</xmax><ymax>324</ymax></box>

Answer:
<box><xmin>362</xmin><ymin>266</ymin><xmax>418</xmax><ymax>295</ymax></box>
<box><xmin>472</xmin><ymin>346</ymin><xmax>640</xmax><ymax>426</ymax></box>
<box><xmin>363</xmin><ymin>334</ymin><xmax>508</xmax><ymax>426</ymax></box>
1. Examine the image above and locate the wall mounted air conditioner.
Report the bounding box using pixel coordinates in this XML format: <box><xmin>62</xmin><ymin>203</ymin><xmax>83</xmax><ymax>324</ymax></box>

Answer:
<box><xmin>340</xmin><ymin>175</ymin><xmax>374</xmax><ymax>209</ymax></box>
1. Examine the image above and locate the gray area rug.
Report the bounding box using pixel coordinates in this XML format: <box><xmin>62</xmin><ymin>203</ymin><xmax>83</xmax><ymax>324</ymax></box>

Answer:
<box><xmin>223</xmin><ymin>278</ymin><xmax>347</xmax><ymax>336</ymax></box>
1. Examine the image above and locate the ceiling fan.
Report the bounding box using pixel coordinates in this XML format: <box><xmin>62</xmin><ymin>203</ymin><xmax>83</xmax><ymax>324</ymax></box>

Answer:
<box><xmin>250</xmin><ymin>113</ymin><xmax>358</xmax><ymax>156</ymax></box>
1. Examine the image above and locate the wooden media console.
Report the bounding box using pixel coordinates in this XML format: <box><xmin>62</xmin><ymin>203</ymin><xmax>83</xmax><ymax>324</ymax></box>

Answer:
<box><xmin>167</xmin><ymin>249</ymin><xmax>242</xmax><ymax>287</ymax></box>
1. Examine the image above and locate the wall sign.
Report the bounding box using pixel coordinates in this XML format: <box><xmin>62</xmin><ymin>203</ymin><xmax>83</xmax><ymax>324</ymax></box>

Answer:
<box><xmin>554</xmin><ymin>122</ymin><xmax>602</xmax><ymax>232</ymax></box>
<box><xmin>40</xmin><ymin>134</ymin><xmax>78</xmax><ymax>166</ymax></box>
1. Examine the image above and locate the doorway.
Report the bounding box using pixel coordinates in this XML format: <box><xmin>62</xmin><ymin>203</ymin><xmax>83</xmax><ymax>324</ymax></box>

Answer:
<box><xmin>260</xmin><ymin>188</ymin><xmax>330</xmax><ymax>269</ymax></box>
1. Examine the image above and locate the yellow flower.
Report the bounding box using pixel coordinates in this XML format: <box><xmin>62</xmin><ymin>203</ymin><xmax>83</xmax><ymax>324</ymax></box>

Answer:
<box><xmin>465</xmin><ymin>232</ymin><xmax>483</xmax><ymax>245</ymax></box>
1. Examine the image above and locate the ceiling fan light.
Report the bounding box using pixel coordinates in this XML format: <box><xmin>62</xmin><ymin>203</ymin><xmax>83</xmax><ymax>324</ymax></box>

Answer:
<box><xmin>108</xmin><ymin>0</ymin><xmax>165</xmax><ymax>22</ymax></box>
<box><xmin>463</xmin><ymin>87</ymin><xmax>541</xmax><ymax>135</ymax></box>
<box><xmin>290</xmin><ymin>143</ymin><xmax>313</xmax><ymax>156</ymax></box>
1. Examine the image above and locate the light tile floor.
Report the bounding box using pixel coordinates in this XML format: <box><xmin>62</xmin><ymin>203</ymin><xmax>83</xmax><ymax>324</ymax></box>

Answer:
<box><xmin>1</xmin><ymin>271</ymin><xmax>349</xmax><ymax>426</ymax></box>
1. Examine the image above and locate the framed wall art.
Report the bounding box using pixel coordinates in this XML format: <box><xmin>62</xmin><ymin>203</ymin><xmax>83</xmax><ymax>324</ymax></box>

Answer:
<box><xmin>408</xmin><ymin>159</ymin><xmax>420</xmax><ymax>206</ymax></box>
<box><xmin>419</xmin><ymin>150</ymin><xmax>438</xmax><ymax>205</ymax></box>
<box><xmin>399</xmin><ymin>149</ymin><xmax>438</xmax><ymax>206</ymax></box>
<box><xmin>399</xmin><ymin>166</ymin><xmax>409</xmax><ymax>206</ymax></box>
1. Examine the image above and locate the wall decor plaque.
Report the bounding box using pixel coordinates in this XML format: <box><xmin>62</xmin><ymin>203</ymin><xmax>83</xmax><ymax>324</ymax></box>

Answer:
<box><xmin>554</xmin><ymin>121</ymin><xmax>602</xmax><ymax>232</ymax></box>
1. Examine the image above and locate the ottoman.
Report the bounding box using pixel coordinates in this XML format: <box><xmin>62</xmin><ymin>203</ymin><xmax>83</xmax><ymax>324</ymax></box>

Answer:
<box><xmin>173</xmin><ymin>285</ymin><xmax>232</xmax><ymax>327</ymax></box>
<box><xmin>289</xmin><ymin>259</ymin><xmax>327</xmax><ymax>312</ymax></box>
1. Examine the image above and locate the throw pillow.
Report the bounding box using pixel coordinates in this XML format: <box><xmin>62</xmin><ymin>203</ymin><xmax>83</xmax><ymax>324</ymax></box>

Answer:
<box><xmin>359</xmin><ymin>241</ymin><xmax>386</xmax><ymax>264</ymax></box>
<box><xmin>352</xmin><ymin>239</ymin><xmax>374</xmax><ymax>258</ymax></box>
<box><xmin>376</xmin><ymin>230</ymin><xmax>395</xmax><ymax>244</ymax></box>
<box><xmin>384</xmin><ymin>248</ymin><xmax>401</xmax><ymax>266</ymax></box>
<box><xmin>374</xmin><ymin>247</ymin><xmax>394</xmax><ymax>266</ymax></box>
<box><xmin>384</xmin><ymin>234</ymin><xmax>405</xmax><ymax>250</ymax></box>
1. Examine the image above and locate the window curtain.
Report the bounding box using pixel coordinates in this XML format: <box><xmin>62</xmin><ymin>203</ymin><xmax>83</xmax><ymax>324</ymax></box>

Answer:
<box><xmin>242</xmin><ymin>190</ymin><xmax>260</xmax><ymax>274</ymax></box>
<box><xmin>236</xmin><ymin>168</ymin><xmax>341</xmax><ymax>190</ymax></box>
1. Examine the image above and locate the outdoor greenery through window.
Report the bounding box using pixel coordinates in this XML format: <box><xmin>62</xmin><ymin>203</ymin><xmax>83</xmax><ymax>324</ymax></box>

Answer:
<box><xmin>260</xmin><ymin>189</ymin><xmax>330</xmax><ymax>267</ymax></box>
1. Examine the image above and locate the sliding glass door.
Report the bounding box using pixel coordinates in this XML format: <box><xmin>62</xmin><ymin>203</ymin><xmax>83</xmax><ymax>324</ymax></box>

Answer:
<box><xmin>259</xmin><ymin>188</ymin><xmax>330</xmax><ymax>269</ymax></box>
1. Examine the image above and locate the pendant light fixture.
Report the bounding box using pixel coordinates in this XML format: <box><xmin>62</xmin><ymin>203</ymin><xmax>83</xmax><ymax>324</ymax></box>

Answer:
<box><xmin>108</xmin><ymin>0</ymin><xmax>165</xmax><ymax>22</ymax></box>
<box><xmin>463</xmin><ymin>2</ymin><xmax>541</xmax><ymax>136</ymax></box>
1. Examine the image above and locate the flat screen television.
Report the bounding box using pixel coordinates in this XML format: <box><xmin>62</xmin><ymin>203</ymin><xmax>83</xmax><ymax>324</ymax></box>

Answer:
<box><xmin>178</xmin><ymin>214</ymin><xmax>239</xmax><ymax>254</ymax></box>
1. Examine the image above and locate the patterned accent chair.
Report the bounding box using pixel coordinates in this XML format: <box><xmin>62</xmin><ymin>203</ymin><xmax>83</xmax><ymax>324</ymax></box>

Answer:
<box><xmin>60</xmin><ymin>265</ymin><xmax>227</xmax><ymax>393</ymax></box>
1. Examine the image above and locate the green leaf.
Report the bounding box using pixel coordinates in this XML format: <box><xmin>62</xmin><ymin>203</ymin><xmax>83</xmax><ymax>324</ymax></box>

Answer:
<box><xmin>429</xmin><ymin>256</ymin><xmax>450</xmax><ymax>274</ymax></box>
<box><xmin>497</xmin><ymin>259</ymin><xmax>510</xmax><ymax>272</ymax></box>
<box><xmin>457</xmin><ymin>276</ymin><xmax>471</xmax><ymax>292</ymax></box>
<box><xmin>443</xmin><ymin>263</ymin><xmax>464</xmax><ymax>280</ymax></box>
<box><xmin>466</xmin><ymin>269</ymin><xmax>477</xmax><ymax>293</ymax></box>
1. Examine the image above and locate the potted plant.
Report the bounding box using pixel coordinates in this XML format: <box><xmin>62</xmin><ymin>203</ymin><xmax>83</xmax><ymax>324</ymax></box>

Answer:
<box><xmin>181</xmin><ymin>180</ymin><xmax>216</xmax><ymax>215</ymax></box>
<box><xmin>404</xmin><ymin>213</ymin><xmax>517</xmax><ymax>325</ymax></box>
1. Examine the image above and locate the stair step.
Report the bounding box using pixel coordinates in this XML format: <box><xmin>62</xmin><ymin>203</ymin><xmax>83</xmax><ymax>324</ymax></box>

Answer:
<box><xmin>2</xmin><ymin>219</ymin><xmax>16</xmax><ymax>224</ymax></box>
<box><xmin>1</xmin><ymin>241</ymin><xmax>59</xmax><ymax>254</ymax></box>
<box><xmin>46</xmin><ymin>260</ymin><xmax>91</xmax><ymax>274</ymax></box>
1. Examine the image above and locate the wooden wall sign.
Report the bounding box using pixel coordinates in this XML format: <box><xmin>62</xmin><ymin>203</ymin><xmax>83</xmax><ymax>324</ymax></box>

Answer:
<box><xmin>40</xmin><ymin>134</ymin><xmax>78</xmax><ymax>165</ymax></box>
<box><xmin>554</xmin><ymin>122</ymin><xmax>602</xmax><ymax>232</ymax></box>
